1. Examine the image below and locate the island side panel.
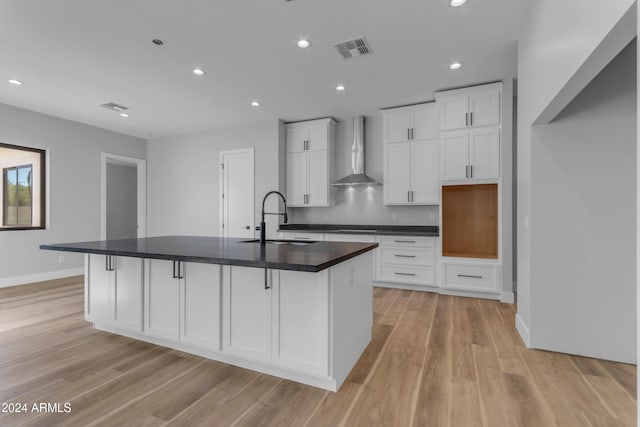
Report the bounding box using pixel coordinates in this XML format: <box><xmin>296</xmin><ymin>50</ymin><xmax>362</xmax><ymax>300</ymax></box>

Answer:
<box><xmin>330</xmin><ymin>251</ymin><xmax>374</xmax><ymax>389</ymax></box>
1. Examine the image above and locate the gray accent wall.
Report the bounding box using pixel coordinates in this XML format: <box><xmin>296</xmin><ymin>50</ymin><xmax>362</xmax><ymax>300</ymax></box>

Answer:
<box><xmin>0</xmin><ymin>102</ymin><xmax>146</xmax><ymax>284</ymax></box>
<box><xmin>289</xmin><ymin>115</ymin><xmax>439</xmax><ymax>225</ymax></box>
<box><xmin>106</xmin><ymin>163</ymin><xmax>137</xmax><ymax>240</ymax></box>
<box><xmin>529</xmin><ymin>41</ymin><xmax>636</xmax><ymax>363</ymax></box>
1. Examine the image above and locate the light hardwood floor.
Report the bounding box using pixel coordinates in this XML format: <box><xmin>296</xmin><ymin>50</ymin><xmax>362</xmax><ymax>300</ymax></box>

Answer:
<box><xmin>0</xmin><ymin>276</ymin><xmax>635</xmax><ymax>426</ymax></box>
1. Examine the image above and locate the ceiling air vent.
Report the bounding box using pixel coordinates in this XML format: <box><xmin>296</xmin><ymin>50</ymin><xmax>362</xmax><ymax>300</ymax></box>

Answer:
<box><xmin>334</xmin><ymin>37</ymin><xmax>372</xmax><ymax>59</ymax></box>
<box><xmin>100</xmin><ymin>102</ymin><xmax>129</xmax><ymax>112</ymax></box>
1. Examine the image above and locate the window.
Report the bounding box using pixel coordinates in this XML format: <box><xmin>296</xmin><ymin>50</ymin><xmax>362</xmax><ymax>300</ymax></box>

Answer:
<box><xmin>0</xmin><ymin>143</ymin><xmax>45</xmax><ymax>230</ymax></box>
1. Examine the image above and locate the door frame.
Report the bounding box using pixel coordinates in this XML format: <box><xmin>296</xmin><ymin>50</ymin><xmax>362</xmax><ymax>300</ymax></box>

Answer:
<box><xmin>101</xmin><ymin>152</ymin><xmax>147</xmax><ymax>240</ymax></box>
<box><xmin>219</xmin><ymin>147</ymin><xmax>255</xmax><ymax>238</ymax></box>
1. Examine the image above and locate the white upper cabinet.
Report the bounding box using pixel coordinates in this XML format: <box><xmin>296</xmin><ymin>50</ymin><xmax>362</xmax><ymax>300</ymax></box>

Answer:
<box><xmin>381</xmin><ymin>103</ymin><xmax>439</xmax><ymax>205</ymax></box>
<box><xmin>437</xmin><ymin>83</ymin><xmax>502</xmax><ymax>182</ymax></box>
<box><xmin>437</xmin><ymin>84</ymin><xmax>500</xmax><ymax>131</ymax></box>
<box><xmin>285</xmin><ymin>118</ymin><xmax>335</xmax><ymax>207</ymax></box>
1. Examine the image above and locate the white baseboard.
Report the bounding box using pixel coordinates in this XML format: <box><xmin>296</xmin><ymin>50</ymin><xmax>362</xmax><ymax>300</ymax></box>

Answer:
<box><xmin>515</xmin><ymin>312</ymin><xmax>530</xmax><ymax>347</ymax></box>
<box><xmin>500</xmin><ymin>291</ymin><xmax>515</xmax><ymax>303</ymax></box>
<box><xmin>0</xmin><ymin>267</ymin><xmax>84</xmax><ymax>288</ymax></box>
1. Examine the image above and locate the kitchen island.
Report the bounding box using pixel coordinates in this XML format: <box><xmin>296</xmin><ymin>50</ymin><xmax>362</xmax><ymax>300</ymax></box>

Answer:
<box><xmin>40</xmin><ymin>236</ymin><xmax>378</xmax><ymax>391</ymax></box>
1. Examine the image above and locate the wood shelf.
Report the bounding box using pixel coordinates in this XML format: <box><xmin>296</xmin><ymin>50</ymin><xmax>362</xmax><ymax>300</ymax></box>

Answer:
<box><xmin>442</xmin><ymin>184</ymin><xmax>498</xmax><ymax>259</ymax></box>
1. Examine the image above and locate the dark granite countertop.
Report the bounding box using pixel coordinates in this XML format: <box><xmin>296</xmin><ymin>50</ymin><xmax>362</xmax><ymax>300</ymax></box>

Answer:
<box><xmin>278</xmin><ymin>224</ymin><xmax>439</xmax><ymax>236</ymax></box>
<box><xmin>40</xmin><ymin>235</ymin><xmax>378</xmax><ymax>273</ymax></box>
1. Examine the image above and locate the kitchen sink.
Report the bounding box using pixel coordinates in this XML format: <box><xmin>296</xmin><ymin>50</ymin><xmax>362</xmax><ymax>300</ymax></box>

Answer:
<box><xmin>239</xmin><ymin>239</ymin><xmax>317</xmax><ymax>246</ymax></box>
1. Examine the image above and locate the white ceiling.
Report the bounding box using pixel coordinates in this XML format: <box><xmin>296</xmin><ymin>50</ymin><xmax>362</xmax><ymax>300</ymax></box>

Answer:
<box><xmin>0</xmin><ymin>0</ymin><xmax>530</xmax><ymax>139</ymax></box>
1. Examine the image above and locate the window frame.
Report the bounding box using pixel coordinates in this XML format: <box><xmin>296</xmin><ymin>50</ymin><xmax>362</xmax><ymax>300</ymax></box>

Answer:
<box><xmin>0</xmin><ymin>142</ymin><xmax>46</xmax><ymax>231</ymax></box>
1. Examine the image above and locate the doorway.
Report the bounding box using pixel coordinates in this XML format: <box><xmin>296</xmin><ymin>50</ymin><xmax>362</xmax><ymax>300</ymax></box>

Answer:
<box><xmin>101</xmin><ymin>153</ymin><xmax>146</xmax><ymax>240</ymax></box>
<box><xmin>220</xmin><ymin>148</ymin><xmax>254</xmax><ymax>238</ymax></box>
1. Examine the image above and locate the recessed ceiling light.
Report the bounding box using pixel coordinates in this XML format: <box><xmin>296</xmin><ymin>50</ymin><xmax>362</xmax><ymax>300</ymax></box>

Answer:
<box><xmin>192</xmin><ymin>68</ymin><xmax>205</xmax><ymax>76</ymax></box>
<box><xmin>336</xmin><ymin>84</ymin><xmax>346</xmax><ymax>92</ymax></box>
<box><xmin>449</xmin><ymin>62</ymin><xmax>462</xmax><ymax>70</ymax></box>
<box><xmin>8</xmin><ymin>79</ymin><xmax>23</xmax><ymax>86</ymax></box>
<box><xmin>450</xmin><ymin>0</ymin><xmax>467</xmax><ymax>6</ymax></box>
<box><xmin>297</xmin><ymin>39</ymin><xmax>311</xmax><ymax>48</ymax></box>
<box><xmin>250</xmin><ymin>101</ymin><xmax>260</xmax><ymax>107</ymax></box>
<box><xmin>120</xmin><ymin>113</ymin><xmax>129</xmax><ymax>118</ymax></box>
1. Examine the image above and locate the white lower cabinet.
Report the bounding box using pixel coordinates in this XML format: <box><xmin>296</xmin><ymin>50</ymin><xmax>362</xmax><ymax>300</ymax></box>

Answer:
<box><xmin>144</xmin><ymin>259</ymin><xmax>221</xmax><ymax>351</ymax></box>
<box><xmin>440</xmin><ymin>260</ymin><xmax>499</xmax><ymax>294</ymax></box>
<box><xmin>86</xmin><ymin>254</ymin><xmax>143</xmax><ymax>332</ymax></box>
<box><xmin>222</xmin><ymin>266</ymin><xmax>272</xmax><ymax>362</ymax></box>
<box><xmin>374</xmin><ymin>236</ymin><xmax>437</xmax><ymax>287</ymax></box>
<box><xmin>272</xmin><ymin>269</ymin><xmax>329</xmax><ymax>376</ymax></box>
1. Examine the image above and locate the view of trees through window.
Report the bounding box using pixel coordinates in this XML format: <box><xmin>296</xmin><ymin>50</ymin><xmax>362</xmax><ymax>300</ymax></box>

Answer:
<box><xmin>0</xmin><ymin>143</ymin><xmax>45</xmax><ymax>230</ymax></box>
<box><xmin>3</xmin><ymin>165</ymin><xmax>33</xmax><ymax>226</ymax></box>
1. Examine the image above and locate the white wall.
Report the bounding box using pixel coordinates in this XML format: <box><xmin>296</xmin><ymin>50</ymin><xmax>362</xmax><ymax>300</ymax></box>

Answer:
<box><xmin>0</xmin><ymin>103</ymin><xmax>146</xmax><ymax>286</ymax></box>
<box><xmin>531</xmin><ymin>41</ymin><xmax>636</xmax><ymax>363</ymax></box>
<box><xmin>106</xmin><ymin>163</ymin><xmax>137</xmax><ymax>240</ymax></box>
<box><xmin>516</xmin><ymin>0</ymin><xmax>636</xmax><ymax>346</ymax></box>
<box><xmin>146</xmin><ymin>120</ymin><xmax>282</xmax><ymax>238</ymax></box>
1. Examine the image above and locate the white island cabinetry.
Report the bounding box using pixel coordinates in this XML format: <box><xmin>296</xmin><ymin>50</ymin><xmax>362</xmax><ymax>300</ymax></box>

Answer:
<box><xmin>87</xmin><ymin>251</ymin><xmax>373</xmax><ymax>392</ymax></box>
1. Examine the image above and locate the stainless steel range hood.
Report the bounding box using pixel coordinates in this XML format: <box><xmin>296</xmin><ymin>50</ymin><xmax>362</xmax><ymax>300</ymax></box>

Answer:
<box><xmin>331</xmin><ymin>116</ymin><xmax>381</xmax><ymax>187</ymax></box>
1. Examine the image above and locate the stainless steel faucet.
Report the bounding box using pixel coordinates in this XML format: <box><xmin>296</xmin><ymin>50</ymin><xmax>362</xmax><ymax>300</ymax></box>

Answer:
<box><xmin>260</xmin><ymin>191</ymin><xmax>288</xmax><ymax>244</ymax></box>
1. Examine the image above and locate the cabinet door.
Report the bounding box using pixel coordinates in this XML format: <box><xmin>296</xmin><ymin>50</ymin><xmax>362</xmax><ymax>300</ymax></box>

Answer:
<box><xmin>440</xmin><ymin>131</ymin><xmax>469</xmax><ymax>181</ymax></box>
<box><xmin>272</xmin><ymin>270</ymin><xmax>329</xmax><ymax>375</ymax></box>
<box><xmin>439</xmin><ymin>95</ymin><xmax>468</xmax><ymax>131</ymax></box>
<box><xmin>113</xmin><ymin>256</ymin><xmax>143</xmax><ymax>332</ymax></box>
<box><xmin>411</xmin><ymin>139</ymin><xmax>439</xmax><ymax>204</ymax></box>
<box><xmin>383</xmin><ymin>111</ymin><xmax>411</xmax><ymax>143</ymax></box>
<box><xmin>181</xmin><ymin>263</ymin><xmax>221</xmax><ymax>351</ymax></box>
<box><xmin>144</xmin><ymin>259</ymin><xmax>180</xmax><ymax>341</ymax></box>
<box><xmin>86</xmin><ymin>254</ymin><xmax>112</xmax><ymax>323</ymax></box>
<box><xmin>286</xmin><ymin>126</ymin><xmax>308</xmax><ymax>153</ymax></box>
<box><xmin>412</xmin><ymin>105</ymin><xmax>439</xmax><ymax>140</ymax></box>
<box><xmin>222</xmin><ymin>266</ymin><xmax>271</xmax><ymax>362</ymax></box>
<box><xmin>384</xmin><ymin>142</ymin><xmax>412</xmax><ymax>204</ymax></box>
<box><xmin>307</xmin><ymin>124</ymin><xmax>328</xmax><ymax>151</ymax></box>
<box><xmin>286</xmin><ymin>152</ymin><xmax>307</xmax><ymax>206</ymax></box>
<box><xmin>469</xmin><ymin>90</ymin><xmax>500</xmax><ymax>128</ymax></box>
<box><xmin>307</xmin><ymin>150</ymin><xmax>328</xmax><ymax>206</ymax></box>
<box><xmin>469</xmin><ymin>128</ymin><xmax>500</xmax><ymax>179</ymax></box>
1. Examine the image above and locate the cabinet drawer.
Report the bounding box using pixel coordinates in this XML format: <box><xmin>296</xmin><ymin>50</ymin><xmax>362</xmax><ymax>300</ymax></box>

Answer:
<box><xmin>379</xmin><ymin>247</ymin><xmax>434</xmax><ymax>266</ymax></box>
<box><xmin>278</xmin><ymin>232</ymin><xmax>324</xmax><ymax>241</ymax></box>
<box><xmin>325</xmin><ymin>234</ymin><xmax>376</xmax><ymax>243</ymax></box>
<box><xmin>377</xmin><ymin>265</ymin><xmax>435</xmax><ymax>286</ymax></box>
<box><xmin>378</xmin><ymin>236</ymin><xmax>435</xmax><ymax>248</ymax></box>
<box><xmin>442</xmin><ymin>263</ymin><xmax>498</xmax><ymax>293</ymax></box>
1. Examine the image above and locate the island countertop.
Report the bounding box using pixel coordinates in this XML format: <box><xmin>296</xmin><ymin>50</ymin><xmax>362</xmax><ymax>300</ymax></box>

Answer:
<box><xmin>40</xmin><ymin>235</ymin><xmax>378</xmax><ymax>272</ymax></box>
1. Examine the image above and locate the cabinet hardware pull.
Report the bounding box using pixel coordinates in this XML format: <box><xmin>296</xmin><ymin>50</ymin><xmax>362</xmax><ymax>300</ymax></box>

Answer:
<box><xmin>172</xmin><ymin>260</ymin><xmax>177</xmax><ymax>279</ymax></box>
<box><xmin>394</xmin><ymin>254</ymin><xmax>416</xmax><ymax>258</ymax></box>
<box><xmin>295</xmin><ymin>237</ymin><xmax>311</xmax><ymax>240</ymax></box>
<box><xmin>394</xmin><ymin>272</ymin><xmax>416</xmax><ymax>276</ymax></box>
<box><xmin>394</xmin><ymin>240</ymin><xmax>416</xmax><ymax>243</ymax></box>
<box><xmin>410</xmin><ymin>128</ymin><xmax>414</xmax><ymax>140</ymax></box>
<box><xmin>411</xmin><ymin>190</ymin><xmax>414</xmax><ymax>202</ymax></box>
<box><xmin>178</xmin><ymin>261</ymin><xmax>184</xmax><ymax>279</ymax></box>
<box><xmin>264</xmin><ymin>268</ymin><xmax>270</xmax><ymax>290</ymax></box>
<box><xmin>407</xmin><ymin>191</ymin><xmax>410</xmax><ymax>202</ymax></box>
<box><xmin>457</xmin><ymin>274</ymin><xmax>482</xmax><ymax>279</ymax></box>
<box><xmin>407</xmin><ymin>129</ymin><xmax>410</xmax><ymax>140</ymax></box>
<box><xmin>105</xmin><ymin>255</ymin><xmax>115</xmax><ymax>271</ymax></box>
<box><xmin>470</xmin><ymin>112</ymin><xmax>473</xmax><ymax>126</ymax></box>
<box><xmin>470</xmin><ymin>165</ymin><xmax>473</xmax><ymax>178</ymax></box>
<box><xmin>465</xmin><ymin>112</ymin><xmax>468</xmax><ymax>126</ymax></box>
<box><xmin>465</xmin><ymin>165</ymin><xmax>469</xmax><ymax>178</ymax></box>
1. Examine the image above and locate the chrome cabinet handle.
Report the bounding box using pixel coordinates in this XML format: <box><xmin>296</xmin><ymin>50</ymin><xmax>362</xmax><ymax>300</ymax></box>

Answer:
<box><xmin>465</xmin><ymin>112</ymin><xmax>468</xmax><ymax>126</ymax></box>
<box><xmin>105</xmin><ymin>255</ymin><xmax>115</xmax><ymax>271</ymax></box>
<box><xmin>394</xmin><ymin>254</ymin><xmax>416</xmax><ymax>258</ymax></box>
<box><xmin>470</xmin><ymin>165</ymin><xmax>473</xmax><ymax>178</ymax></box>
<box><xmin>394</xmin><ymin>272</ymin><xmax>416</xmax><ymax>276</ymax></box>
<box><xmin>465</xmin><ymin>165</ymin><xmax>469</xmax><ymax>178</ymax></box>
<box><xmin>470</xmin><ymin>112</ymin><xmax>473</xmax><ymax>126</ymax></box>
<box><xmin>457</xmin><ymin>274</ymin><xmax>482</xmax><ymax>279</ymax></box>
<box><xmin>294</xmin><ymin>237</ymin><xmax>311</xmax><ymax>240</ymax></box>
<box><xmin>394</xmin><ymin>240</ymin><xmax>416</xmax><ymax>243</ymax></box>
<box><xmin>407</xmin><ymin>191</ymin><xmax>410</xmax><ymax>202</ymax></box>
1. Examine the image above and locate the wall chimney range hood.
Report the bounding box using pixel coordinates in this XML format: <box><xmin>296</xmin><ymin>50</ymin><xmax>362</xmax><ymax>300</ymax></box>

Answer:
<box><xmin>331</xmin><ymin>116</ymin><xmax>381</xmax><ymax>187</ymax></box>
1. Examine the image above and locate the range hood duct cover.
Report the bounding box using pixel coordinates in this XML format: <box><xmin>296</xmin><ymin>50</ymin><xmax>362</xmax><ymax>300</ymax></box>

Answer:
<box><xmin>331</xmin><ymin>116</ymin><xmax>382</xmax><ymax>187</ymax></box>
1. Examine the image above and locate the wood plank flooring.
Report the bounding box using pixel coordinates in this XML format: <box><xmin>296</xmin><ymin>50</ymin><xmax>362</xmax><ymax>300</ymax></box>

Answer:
<box><xmin>0</xmin><ymin>276</ymin><xmax>635</xmax><ymax>426</ymax></box>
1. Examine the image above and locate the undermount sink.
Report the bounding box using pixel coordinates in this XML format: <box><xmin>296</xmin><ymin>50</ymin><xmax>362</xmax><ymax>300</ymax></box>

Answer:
<box><xmin>239</xmin><ymin>239</ymin><xmax>317</xmax><ymax>246</ymax></box>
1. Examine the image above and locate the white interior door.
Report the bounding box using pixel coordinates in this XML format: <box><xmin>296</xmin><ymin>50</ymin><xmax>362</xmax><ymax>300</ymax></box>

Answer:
<box><xmin>220</xmin><ymin>148</ymin><xmax>255</xmax><ymax>238</ymax></box>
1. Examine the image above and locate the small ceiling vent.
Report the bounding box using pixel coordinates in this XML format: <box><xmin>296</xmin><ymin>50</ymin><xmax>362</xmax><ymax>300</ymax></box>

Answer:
<box><xmin>334</xmin><ymin>37</ymin><xmax>372</xmax><ymax>59</ymax></box>
<box><xmin>100</xmin><ymin>102</ymin><xmax>129</xmax><ymax>112</ymax></box>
